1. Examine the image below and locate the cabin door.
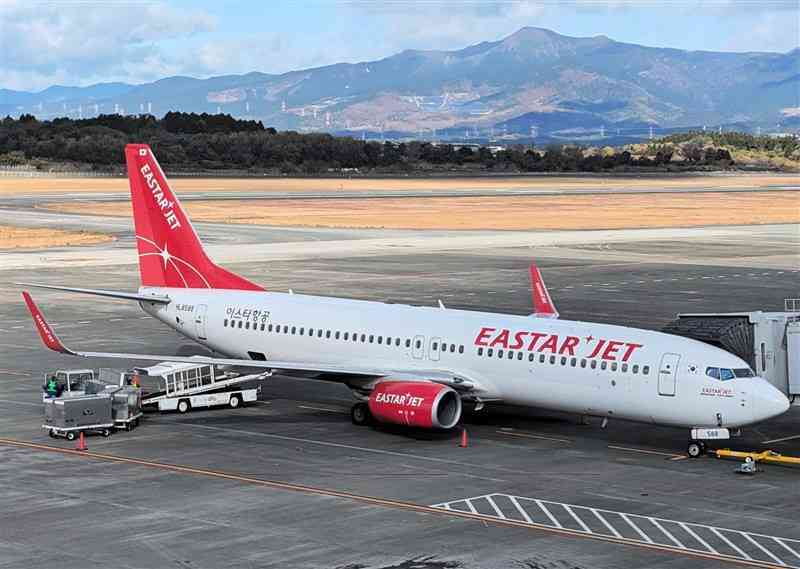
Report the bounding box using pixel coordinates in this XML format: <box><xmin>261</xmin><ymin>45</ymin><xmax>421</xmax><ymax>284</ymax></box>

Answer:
<box><xmin>658</xmin><ymin>353</ymin><xmax>680</xmax><ymax>396</ymax></box>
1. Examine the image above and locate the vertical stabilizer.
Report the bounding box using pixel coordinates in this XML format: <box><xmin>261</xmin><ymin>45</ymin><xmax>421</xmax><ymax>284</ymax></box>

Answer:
<box><xmin>125</xmin><ymin>144</ymin><xmax>264</xmax><ymax>291</ymax></box>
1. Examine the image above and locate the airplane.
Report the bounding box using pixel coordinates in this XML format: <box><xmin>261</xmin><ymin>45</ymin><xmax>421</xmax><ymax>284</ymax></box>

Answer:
<box><xmin>21</xmin><ymin>143</ymin><xmax>790</xmax><ymax>458</ymax></box>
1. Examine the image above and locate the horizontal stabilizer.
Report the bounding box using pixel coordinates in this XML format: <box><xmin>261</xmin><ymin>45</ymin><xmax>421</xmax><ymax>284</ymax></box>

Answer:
<box><xmin>16</xmin><ymin>283</ymin><xmax>170</xmax><ymax>304</ymax></box>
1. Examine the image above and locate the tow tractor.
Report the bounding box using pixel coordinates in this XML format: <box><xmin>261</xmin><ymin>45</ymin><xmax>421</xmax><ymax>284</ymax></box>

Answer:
<box><xmin>130</xmin><ymin>362</ymin><xmax>269</xmax><ymax>413</ymax></box>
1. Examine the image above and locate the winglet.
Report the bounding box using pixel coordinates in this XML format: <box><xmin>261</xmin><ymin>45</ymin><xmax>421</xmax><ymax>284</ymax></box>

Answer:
<box><xmin>529</xmin><ymin>263</ymin><xmax>559</xmax><ymax>319</ymax></box>
<box><xmin>22</xmin><ymin>292</ymin><xmax>74</xmax><ymax>354</ymax></box>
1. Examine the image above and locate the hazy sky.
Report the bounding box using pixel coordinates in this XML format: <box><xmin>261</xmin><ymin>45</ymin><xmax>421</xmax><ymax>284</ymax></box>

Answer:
<box><xmin>1</xmin><ymin>0</ymin><xmax>798</xmax><ymax>91</ymax></box>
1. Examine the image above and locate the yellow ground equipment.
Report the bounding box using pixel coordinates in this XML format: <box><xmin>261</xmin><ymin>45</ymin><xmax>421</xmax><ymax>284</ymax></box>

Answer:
<box><xmin>716</xmin><ymin>448</ymin><xmax>800</xmax><ymax>466</ymax></box>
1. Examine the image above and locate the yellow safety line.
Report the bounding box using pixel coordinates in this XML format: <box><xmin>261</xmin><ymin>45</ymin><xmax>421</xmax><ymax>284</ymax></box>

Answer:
<box><xmin>0</xmin><ymin>437</ymin><xmax>787</xmax><ymax>569</ymax></box>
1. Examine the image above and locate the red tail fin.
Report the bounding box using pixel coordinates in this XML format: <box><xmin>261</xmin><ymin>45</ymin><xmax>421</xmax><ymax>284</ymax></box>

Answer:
<box><xmin>529</xmin><ymin>263</ymin><xmax>559</xmax><ymax>318</ymax></box>
<box><xmin>125</xmin><ymin>144</ymin><xmax>263</xmax><ymax>291</ymax></box>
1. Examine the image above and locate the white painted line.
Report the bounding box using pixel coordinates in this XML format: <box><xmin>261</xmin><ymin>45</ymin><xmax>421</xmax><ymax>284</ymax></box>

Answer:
<box><xmin>591</xmin><ymin>508</ymin><xmax>623</xmax><ymax>538</ymax></box>
<box><xmin>762</xmin><ymin>433</ymin><xmax>800</xmax><ymax>444</ymax></box>
<box><xmin>497</xmin><ymin>429</ymin><xmax>571</xmax><ymax>444</ymax></box>
<box><xmin>621</xmin><ymin>513</ymin><xmax>654</xmax><ymax>544</ymax></box>
<box><xmin>77</xmin><ymin>321</ymin><xmax>91</xmax><ymax>324</ymax></box>
<box><xmin>680</xmin><ymin>522</ymin><xmax>718</xmax><ymax>554</ymax></box>
<box><xmin>485</xmin><ymin>495</ymin><xmax>507</xmax><ymax>520</ymax></box>
<box><xmin>711</xmin><ymin>528</ymin><xmax>752</xmax><ymax>560</ymax></box>
<box><xmin>774</xmin><ymin>537</ymin><xmax>800</xmax><ymax>560</ymax></box>
<box><xmin>298</xmin><ymin>405</ymin><xmax>347</xmax><ymax>414</ymax></box>
<box><xmin>649</xmin><ymin>518</ymin><xmax>685</xmax><ymax>549</ymax></box>
<box><xmin>508</xmin><ymin>495</ymin><xmax>534</xmax><ymax>524</ymax></box>
<box><xmin>564</xmin><ymin>504</ymin><xmax>592</xmax><ymax>533</ymax></box>
<box><xmin>465</xmin><ymin>500</ymin><xmax>478</xmax><ymax>515</ymax></box>
<box><xmin>11</xmin><ymin>326</ymin><xmax>24</xmax><ymax>329</ymax></box>
<box><xmin>535</xmin><ymin>500</ymin><xmax>563</xmax><ymax>529</ymax></box>
<box><xmin>742</xmin><ymin>531</ymin><xmax>786</xmax><ymax>565</ymax></box>
<box><xmin>608</xmin><ymin>445</ymin><xmax>680</xmax><ymax>458</ymax></box>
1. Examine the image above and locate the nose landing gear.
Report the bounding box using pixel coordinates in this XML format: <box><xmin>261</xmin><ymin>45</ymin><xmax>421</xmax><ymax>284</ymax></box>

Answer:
<box><xmin>687</xmin><ymin>440</ymin><xmax>708</xmax><ymax>458</ymax></box>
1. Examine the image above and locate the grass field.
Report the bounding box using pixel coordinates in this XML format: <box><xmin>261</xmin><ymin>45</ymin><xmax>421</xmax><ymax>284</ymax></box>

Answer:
<box><xmin>43</xmin><ymin>190</ymin><xmax>800</xmax><ymax>231</ymax></box>
<box><xmin>1</xmin><ymin>173</ymin><xmax>798</xmax><ymax>195</ymax></box>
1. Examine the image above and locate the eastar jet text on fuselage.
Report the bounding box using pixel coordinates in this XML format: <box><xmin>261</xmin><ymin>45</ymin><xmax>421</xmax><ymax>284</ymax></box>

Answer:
<box><xmin>21</xmin><ymin>144</ymin><xmax>790</xmax><ymax>457</ymax></box>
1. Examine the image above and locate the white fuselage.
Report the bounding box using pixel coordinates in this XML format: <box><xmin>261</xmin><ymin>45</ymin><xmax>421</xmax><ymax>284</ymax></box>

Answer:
<box><xmin>141</xmin><ymin>287</ymin><xmax>788</xmax><ymax>429</ymax></box>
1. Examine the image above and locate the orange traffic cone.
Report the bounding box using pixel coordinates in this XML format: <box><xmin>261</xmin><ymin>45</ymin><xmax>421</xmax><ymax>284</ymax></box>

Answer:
<box><xmin>76</xmin><ymin>431</ymin><xmax>87</xmax><ymax>451</ymax></box>
<box><xmin>459</xmin><ymin>428</ymin><xmax>468</xmax><ymax>448</ymax></box>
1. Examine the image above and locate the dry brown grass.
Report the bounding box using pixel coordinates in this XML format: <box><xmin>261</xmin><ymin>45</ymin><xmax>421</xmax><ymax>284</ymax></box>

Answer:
<box><xmin>2</xmin><ymin>174</ymin><xmax>798</xmax><ymax>196</ymax></box>
<box><xmin>42</xmin><ymin>191</ymin><xmax>800</xmax><ymax>231</ymax></box>
<box><xmin>0</xmin><ymin>226</ymin><xmax>113</xmax><ymax>249</ymax></box>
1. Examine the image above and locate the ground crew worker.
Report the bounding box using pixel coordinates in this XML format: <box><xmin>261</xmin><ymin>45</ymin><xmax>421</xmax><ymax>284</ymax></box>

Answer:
<box><xmin>45</xmin><ymin>376</ymin><xmax>58</xmax><ymax>397</ymax></box>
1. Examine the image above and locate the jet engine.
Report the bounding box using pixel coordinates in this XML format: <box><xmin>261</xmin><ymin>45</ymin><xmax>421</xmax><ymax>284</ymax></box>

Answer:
<box><xmin>367</xmin><ymin>381</ymin><xmax>462</xmax><ymax>429</ymax></box>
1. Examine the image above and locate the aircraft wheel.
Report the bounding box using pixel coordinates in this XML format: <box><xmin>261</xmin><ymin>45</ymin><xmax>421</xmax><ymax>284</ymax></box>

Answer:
<box><xmin>351</xmin><ymin>402</ymin><xmax>372</xmax><ymax>426</ymax></box>
<box><xmin>177</xmin><ymin>399</ymin><xmax>191</xmax><ymax>414</ymax></box>
<box><xmin>687</xmin><ymin>441</ymin><xmax>703</xmax><ymax>458</ymax></box>
<box><xmin>65</xmin><ymin>431</ymin><xmax>76</xmax><ymax>441</ymax></box>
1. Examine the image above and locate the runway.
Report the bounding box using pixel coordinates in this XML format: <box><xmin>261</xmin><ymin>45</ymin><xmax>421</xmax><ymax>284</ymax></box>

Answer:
<box><xmin>0</xmin><ymin>192</ymin><xmax>799</xmax><ymax>568</ymax></box>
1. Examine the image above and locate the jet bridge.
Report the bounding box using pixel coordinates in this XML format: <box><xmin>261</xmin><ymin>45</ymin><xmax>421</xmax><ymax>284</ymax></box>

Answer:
<box><xmin>663</xmin><ymin>301</ymin><xmax>800</xmax><ymax>402</ymax></box>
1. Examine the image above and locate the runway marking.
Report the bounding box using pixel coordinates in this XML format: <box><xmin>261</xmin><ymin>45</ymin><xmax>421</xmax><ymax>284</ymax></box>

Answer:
<box><xmin>1</xmin><ymin>437</ymin><xmax>780</xmax><ymax>568</ymax></box>
<box><xmin>298</xmin><ymin>404</ymin><xmax>348</xmax><ymax>414</ymax></box>
<box><xmin>608</xmin><ymin>445</ymin><xmax>683</xmax><ymax>459</ymax></box>
<box><xmin>761</xmin><ymin>434</ymin><xmax>800</xmax><ymax>445</ymax></box>
<box><xmin>432</xmin><ymin>492</ymin><xmax>798</xmax><ymax>569</ymax></box>
<box><xmin>496</xmin><ymin>428</ymin><xmax>572</xmax><ymax>444</ymax></box>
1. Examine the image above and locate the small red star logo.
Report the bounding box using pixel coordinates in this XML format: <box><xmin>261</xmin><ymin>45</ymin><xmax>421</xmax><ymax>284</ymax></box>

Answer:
<box><xmin>585</xmin><ymin>335</ymin><xmax>594</xmax><ymax>342</ymax></box>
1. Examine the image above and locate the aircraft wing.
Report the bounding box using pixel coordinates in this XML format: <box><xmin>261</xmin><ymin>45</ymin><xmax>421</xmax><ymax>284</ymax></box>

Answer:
<box><xmin>529</xmin><ymin>263</ymin><xmax>559</xmax><ymax>318</ymax></box>
<box><xmin>22</xmin><ymin>292</ymin><xmax>479</xmax><ymax>393</ymax></box>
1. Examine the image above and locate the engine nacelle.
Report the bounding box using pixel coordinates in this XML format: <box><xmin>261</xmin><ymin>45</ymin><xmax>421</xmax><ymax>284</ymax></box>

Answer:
<box><xmin>368</xmin><ymin>381</ymin><xmax>462</xmax><ymax>429</ymax></box>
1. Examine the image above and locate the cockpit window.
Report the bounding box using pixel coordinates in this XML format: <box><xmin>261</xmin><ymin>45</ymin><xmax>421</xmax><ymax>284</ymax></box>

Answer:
<box><xmin>706</xmin><ymin>367</ymin><xmax>720</xmax><ymax>379</ymax></box>
<box><xmin>733</xmin><ymin>368</ymin><xmax>755</xmax><ymax>378</ymax></box>
<box><xmin>707</xmin><ymin>366</ymin><xmax>745</xmax><ymax>381</ymax></box>
<box><xmin>719</xmin><ymin>368</ymin><xmax>735</xmax><ymax>381</ymax></box>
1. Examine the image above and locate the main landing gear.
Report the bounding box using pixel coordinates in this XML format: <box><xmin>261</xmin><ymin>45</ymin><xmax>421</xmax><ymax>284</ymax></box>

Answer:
<box><xmin>351</xmin><ymin>402</ymin><xmax>372</xmax><ymax>426</ymax></box>
<box><xmin>687</xmin><ymin>440</ymin><xmax>708</xmax><ymax>459</ymax></box>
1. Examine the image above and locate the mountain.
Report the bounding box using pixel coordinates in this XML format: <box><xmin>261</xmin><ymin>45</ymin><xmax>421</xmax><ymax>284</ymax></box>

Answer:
<box><xmin>2</xmin><ymin>28</ymin><xmax>798</xmax><ymax>140</ymax></box>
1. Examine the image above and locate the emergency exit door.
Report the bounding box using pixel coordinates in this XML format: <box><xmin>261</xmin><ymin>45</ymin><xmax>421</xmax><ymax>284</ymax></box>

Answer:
<box><xmin>658</xmin><ymin>353</ymin><xmax>680</xmax><ymax>396</ymax></box>
<box><xmin>195</xmin><ymin>304</ymin><xmax>208</xmax><ymax>340</ymax></box>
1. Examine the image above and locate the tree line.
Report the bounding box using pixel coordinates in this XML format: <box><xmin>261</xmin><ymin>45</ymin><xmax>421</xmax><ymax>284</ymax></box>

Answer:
<box><xmin>0</xmin><ymin>113</ymin><xmax>740</xmax><ymax>174</ymax></box>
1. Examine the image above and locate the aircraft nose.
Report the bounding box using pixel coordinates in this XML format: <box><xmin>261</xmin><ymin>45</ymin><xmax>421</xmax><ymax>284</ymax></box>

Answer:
<box><xmin>753</xmin><ymin>378</ymin><xmax>790</xmax><ymax>421</ymax></box>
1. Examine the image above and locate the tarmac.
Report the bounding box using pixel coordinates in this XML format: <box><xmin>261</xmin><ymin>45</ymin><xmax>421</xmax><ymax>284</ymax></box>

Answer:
<box><xmin>0</xmin><ymin>190</ymin><xmax>799</xmax><ymax>569</ymax></box>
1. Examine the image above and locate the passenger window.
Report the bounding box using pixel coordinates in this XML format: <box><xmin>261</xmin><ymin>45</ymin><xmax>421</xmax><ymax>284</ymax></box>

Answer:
<box><xmin>706</xmin><ymin>367</ymin><xmax>720</xmax><ymax>379</ymax></box>
<box><xmin>517</xmin><ymin>352</ymin><xmax>523</xmax><ymax>360</ymax></box>
<box><xmin>432</xmin><ymin>341</ymin><xmax>438</xmax><ymax>350</ymax></box>
<box><xmin>406</xmin><ymin>339</ymin><xmax>412</xmax><ymax>348</ymax></box>
<box><xmin>224</xmin><ymin>319</ymin><xmax>228</xmax><ymax>327</ymax></box>
<box><xmin>361</xmin><ymin>334</ymin><xmax>367</xmax><ymax>342</ymax></box>
<box><xmin>570</xmin><ymin>358</ymin><xmax>576</xmax><ymax>367</ymax></box>
<box><xmin>260</xmin><ymin>323</ymin><xmax>265</xmax><ymax>331</ymax></box>
<box><xmin>622</xmin><ymin>363</ymin><xmax>628</xmax><ymax>372</ymax></box>
<box><xmin>580</xmin><ymin>359</ymin><xmax>586</xmax><ymax>368</ymax></box>
<box><xmin>299</xmin><ymin>327</ymin><xmax>304</xmax><ymax>335</ymax></box>
<box><xmin>529</xmin><ymin>353</ymin><xmax>534</xmax><ymax>362</ymax></box>
<box><xmin>720</xmin><ymin>368</ymin><xmax>735</xmax><ymax>381</ymax></box>
<box><xmin>291</xmin><ymin>326</ymin><xmax>296</xmax><ymax>334</ymax></box>
<box><xmin>318</xmin><ymin>329</ymin><xmax>323</xmax><ymax>338</ymax></box>
<box><xmin>498</xmin><ymin>349</ymin><xmax>503</xmax><ymax>358</ymax></box>
<box><xmin>601</xmin><ymin>361</ymin><xmax>607</xmax><ymax>370</ymax></box>
<box><xmin>415</xmin><ymin>339</ymin><xmax>421</xmax><ymax>348</ymax></box>
<box><xmin>238</xmin><ymin>321</ymin><xmax>243</xmax><ymax>329</ymax></box>
<box><xmin>632</xmin><ymin>364</ymin><xmax>639</xmax><ymax>374</ymax></box>
<box><xmin>326</xmin><ymin>330</ymin><xmax>331</xmax><ymax>338</ymax></box>
<box><xmin>335</xmin><ymin>331</ymin><xmax>340</xmax><ymax>339</ymax></box>
<box><xmin>478</xmin><ymin>347</ymin><xmax>484</xmax><ymax>356</ymax></box>
<box><xmin>283</xmin><ymin>325</ymin><xmax>288</xmax><ymax>333</ymax></box>
<box><xmin>458</xmin><ymin>345</ymin><xmax>464</xmax><ymax>354</ymax></box>
<box><xmin>440</xmin><ymin>342</ymin><xmax>446</xmax><ymax>351</ymax></box>
<box><xmin>591</xmin><ymin>360</ymin><xmax>597</xmax><ymax>369</ymax></box>
<box><xmin>488</xmin><ymin>348</ymin><xmax>493</xmax><ymax>357</ymax></box>
<box><xmin>560</xmin><ymin>356</ymin><xmax>567</xmax><ymax>366</ymax></box>
<box><xmin>539</xmin><ymin>354</ymin><xmax>545</xmax><ymax>363</ymax></box>
<box><xmin>268</xmin><ymin>324</ymin><xmax>273</xmax><ymax>332</ymax></box>
<box><xmin>378</xmin><ymin>336</ymin><xmax>383</xmax><ymax>345</ymax></box>
<box><xmin>508</xmin><ymin>351</ymin><xmax>514</xmax><ymax>360</ymax></box>
<box><xmin>397</xmin><ymin>339</ymin><xmax>402</xmax><ymax>347</ymax></box>
<box><xmin>309</xmin><ymin>328</ymin><xmax>314</xmax><ymax>336</ymax></box>
<box><xmin>344</xmin><ymin>332</ymin><xmax>349</xmax><ymax>340</ymax></box>
<box><xmin>245</xmin><ymin>321</ymin><xmax>250</xmax><ymax>330</ymax></box>
<box><xmin>643</xmin><ymin>365</ymin><xmax>650</xmax><ymax>375</ymax></box>
<box><xmin>451</xmin><ymin>345</ymin><xmax>456</xmax><ymax>353</ymax></box>
<box><xmin>353</xmin><ymin>334</ymin><xmax>358</xmax><ymax>342</ymax></box>
<box><xmin>611</xmin><ymin>362</ymin><xmax>618</xmax><ymax>371</ymax></box>
<box><xmin>550</xmin><ymin>355</ymin><xmax>556</xmax><ymax>364</ymax></box>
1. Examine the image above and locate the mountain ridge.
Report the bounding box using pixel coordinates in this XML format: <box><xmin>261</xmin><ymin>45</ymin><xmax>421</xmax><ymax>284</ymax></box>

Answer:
<box><xmin>2</xmin><ymin>27</ymin><xmax>797</xmax><ymax>139</ymax></box>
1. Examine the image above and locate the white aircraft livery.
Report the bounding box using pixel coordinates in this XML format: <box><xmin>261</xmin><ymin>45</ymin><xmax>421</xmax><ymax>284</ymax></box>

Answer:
<box><xmin>22</xmin><ymin>144</ymin><xmax>789</xmax><ymax>457</ymax></box>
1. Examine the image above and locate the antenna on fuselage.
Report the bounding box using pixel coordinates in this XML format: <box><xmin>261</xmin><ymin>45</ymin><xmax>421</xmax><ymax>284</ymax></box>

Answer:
<box><xmin>438</xmin><ymin>299</ymin><xmax>446</xmax><ymax>309</ymax></box>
